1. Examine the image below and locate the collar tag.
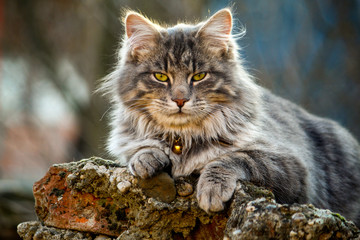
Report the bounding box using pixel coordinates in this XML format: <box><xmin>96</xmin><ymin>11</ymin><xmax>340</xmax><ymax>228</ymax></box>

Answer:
<box><xmin>172</xmin><ymin>137</ymin><xmax>182</xmax><ymax>154</ymax></box>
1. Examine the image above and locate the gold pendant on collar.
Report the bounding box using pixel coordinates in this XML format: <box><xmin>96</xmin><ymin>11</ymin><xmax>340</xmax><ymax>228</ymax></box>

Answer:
<box><xmin>172</xmin><ymin>137</ymin><xmax>183</xmax><ymax>154</ymax></box>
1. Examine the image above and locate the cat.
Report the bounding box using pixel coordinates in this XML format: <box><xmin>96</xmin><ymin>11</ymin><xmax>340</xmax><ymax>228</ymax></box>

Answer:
<box><xmin>102</xmin><ymin>8</ymin><xmax>360</xmax><ymax>226</ymax></box>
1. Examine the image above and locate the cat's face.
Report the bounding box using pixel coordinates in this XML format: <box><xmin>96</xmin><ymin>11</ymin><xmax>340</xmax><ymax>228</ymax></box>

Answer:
<box><xmin>117</xmin><ymin>10</ymin><xmax>241</xmax><ymax>132</ymax></box>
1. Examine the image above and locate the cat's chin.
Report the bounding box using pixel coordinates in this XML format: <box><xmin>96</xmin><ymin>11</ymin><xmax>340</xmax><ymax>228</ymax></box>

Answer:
<box><xmin>166</xmin><ymin>113</ymin><xmax>192</xmax><ymax>125</ymax></box>
<box><xmin>155</xmin><ymin>112</ymin><xmax>201</xmax><ymax>129</ymax></box>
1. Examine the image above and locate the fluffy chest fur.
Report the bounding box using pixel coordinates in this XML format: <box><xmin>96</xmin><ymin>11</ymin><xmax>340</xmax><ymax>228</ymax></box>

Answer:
<box><xmin>104</xmin><ymin>9</ymin><xmax>261</xmax><ymax>174</ymax></box>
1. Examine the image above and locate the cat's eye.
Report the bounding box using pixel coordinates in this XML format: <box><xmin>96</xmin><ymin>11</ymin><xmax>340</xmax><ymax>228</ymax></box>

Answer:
<box><xmin>154</xmin><ymin>73</ymin><xmax>169</xmax><ymax>82</ymax></box>
<box><xmin>192</xmin><ymin>72</ymin><xmax>207</xmax><ymax>81</ymax></box>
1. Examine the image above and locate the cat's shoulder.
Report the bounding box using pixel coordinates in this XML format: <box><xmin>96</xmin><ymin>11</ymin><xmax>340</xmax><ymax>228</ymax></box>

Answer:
<box><xmin>258</xmin><ymin>87</ymin><xmax>305</xmax><ymax>115</ymax></box>
<box><xmin>257</xmin><ymin>87</ymin><xmax>340</xmax><ymax>129</ymax></box>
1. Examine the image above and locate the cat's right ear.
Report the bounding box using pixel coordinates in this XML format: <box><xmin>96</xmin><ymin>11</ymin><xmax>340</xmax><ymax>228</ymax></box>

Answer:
<box><xmin>196</xmin><ymin>9</ymin><xmax>233</xmax><ymax>54</ymax></box>
<box><xmin>124</xmin><ymin>12</ymin><xmax>160</xmax><ymax>58</ymax></box>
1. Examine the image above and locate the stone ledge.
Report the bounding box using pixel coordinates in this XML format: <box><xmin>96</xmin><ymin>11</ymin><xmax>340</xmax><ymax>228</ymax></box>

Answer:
<box><xmin>17</xmin><ymin>157</ymin><xmax>360</xmax><ymax>240</ymax></box>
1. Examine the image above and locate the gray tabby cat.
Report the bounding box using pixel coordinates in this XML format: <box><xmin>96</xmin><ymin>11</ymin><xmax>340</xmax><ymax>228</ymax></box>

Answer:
<box><xmin>103</xmin><ymin>9</ymin><xmax>360</xmax><ymax>226</ymax></box>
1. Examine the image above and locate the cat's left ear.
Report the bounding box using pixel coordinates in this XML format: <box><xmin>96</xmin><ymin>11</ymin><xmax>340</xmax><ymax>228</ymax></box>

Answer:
<box><xmin>196</xmin><ymin>9</ymin><xmax>233</xmax><ymax>53</ymax></box>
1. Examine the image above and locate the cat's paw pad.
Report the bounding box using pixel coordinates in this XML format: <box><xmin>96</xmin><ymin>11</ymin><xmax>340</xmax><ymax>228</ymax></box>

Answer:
<box><xmin>129</xmin><ymin>148</ymin><xmax>169</xmax><ymax>179</ymax></box>
<box><xmin>196</xmin><ymin>170</ymin><xmax>236</xmax><ymax>212</ymax></box>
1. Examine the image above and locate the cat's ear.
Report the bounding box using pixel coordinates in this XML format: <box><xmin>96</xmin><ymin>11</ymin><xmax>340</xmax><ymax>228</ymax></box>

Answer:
<box><xmin>196</xmin><ymin>9</ymin><xmax>233</xmax><ymax>53</ymax></box>
<box><xmin>125</xmin><ymin>12</ymin><xmax>160</xmax><ymax>58</ymax></box>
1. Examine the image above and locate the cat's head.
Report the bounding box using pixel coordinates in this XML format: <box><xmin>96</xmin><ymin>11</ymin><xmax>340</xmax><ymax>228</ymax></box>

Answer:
<box><xmin>107</xmin><ymin>9</ymin><xmax>259</xmax><ymax>140</ymax></box>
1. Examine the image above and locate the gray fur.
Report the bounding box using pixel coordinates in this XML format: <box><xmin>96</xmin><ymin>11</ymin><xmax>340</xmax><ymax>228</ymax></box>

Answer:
<box><xmin>102</xmin><ymin>9</ymin><xmax>360</xmax><ymax>226</ymax></box>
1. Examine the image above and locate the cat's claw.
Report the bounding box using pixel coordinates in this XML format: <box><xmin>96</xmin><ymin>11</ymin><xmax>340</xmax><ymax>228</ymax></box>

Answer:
<box><xmin>129</xmin><ymin>148</ymin><xmax>169</xmax><ymax>179</ymax></box>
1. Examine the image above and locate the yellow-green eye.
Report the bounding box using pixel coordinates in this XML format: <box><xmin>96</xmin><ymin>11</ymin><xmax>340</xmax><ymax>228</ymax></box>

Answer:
<box><xmin>192</xmin><ymin>72</ymin><xmax>207</xmax><ymax>81</ymax></box>
<box><xmin>154</xmin><ymin>73</ymin><xmax>169</xmax><ymax>82</ymax></box>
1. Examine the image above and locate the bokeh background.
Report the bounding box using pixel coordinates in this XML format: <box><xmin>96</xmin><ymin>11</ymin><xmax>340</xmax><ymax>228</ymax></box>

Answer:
<box><xmin>1</xmin><ymin>0</ymin><xmax>359</xmax><ymax>239</ymax></box>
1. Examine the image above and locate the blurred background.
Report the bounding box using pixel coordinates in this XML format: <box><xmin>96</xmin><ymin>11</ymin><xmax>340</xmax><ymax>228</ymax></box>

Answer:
<box><xmin>1</xmin><ymin>0</ymin><xmax>359</xmax><ymax>239</ymax></box>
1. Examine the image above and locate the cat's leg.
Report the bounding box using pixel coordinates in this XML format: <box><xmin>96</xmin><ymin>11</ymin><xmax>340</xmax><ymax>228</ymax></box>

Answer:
<box><xmin>196</xmin><ymin>150</ymin><xmax>307</xmax><ymax>212</ymax></box>
<box><xmin>129</xmin><ymin>147</ymin><xmax>170</xmax><ymax>179</ymax></box>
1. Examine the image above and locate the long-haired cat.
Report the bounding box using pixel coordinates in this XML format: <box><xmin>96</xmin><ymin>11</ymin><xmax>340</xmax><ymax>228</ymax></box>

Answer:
<box><xmin>102</xmin><ymin>9</ymin><xmax>360</xmax><ymax>226</ymax></box>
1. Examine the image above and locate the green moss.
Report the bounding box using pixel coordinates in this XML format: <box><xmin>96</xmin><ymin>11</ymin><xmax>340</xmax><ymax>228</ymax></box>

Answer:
<box><xmin>245</xmin><ymin>183</ymin><xmax>274</xmax><ymax>199</ymax></box>
<box><xmin>97</xmin><ymin>199</ymin><xmax>107</xmax><ymax>208</ymax></box>
<box><xmin>88</xmin><ymin>157</ymin><xmax>121</xmax><ymax>168</ymax></box>
<box><xmin>331</xmin><ymin>212</ymin><xmax>346</xmax><ymax>222</ymax></box>
<box><xmin>58</xmin><ymin>171</ymin><xmax>67</xmax><ymax>179</ymax></box>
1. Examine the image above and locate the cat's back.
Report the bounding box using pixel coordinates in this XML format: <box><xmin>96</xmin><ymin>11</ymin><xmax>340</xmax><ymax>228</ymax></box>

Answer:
<box><xmin>260</xmin><ymin>88</ymin><xmax>360</xmax><ymax>158</ymax></box>
<box><xmin>258</xmin><ymin>89</ymin><xmax>360</xmax><ymax>220</ymax></box>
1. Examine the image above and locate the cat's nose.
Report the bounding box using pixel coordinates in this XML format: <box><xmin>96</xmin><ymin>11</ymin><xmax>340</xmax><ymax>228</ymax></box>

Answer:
<box><xmin>171</xmin><ymin>98</ymin><xmax>189</xmax><ymax>108</ymax></box>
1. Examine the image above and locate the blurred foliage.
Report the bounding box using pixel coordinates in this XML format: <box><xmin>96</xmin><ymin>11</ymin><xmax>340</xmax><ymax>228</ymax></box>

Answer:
<box><xmin>0</xmin><ymin>0</ymin><xmax>360</xmax><ymax>239</ymax></box>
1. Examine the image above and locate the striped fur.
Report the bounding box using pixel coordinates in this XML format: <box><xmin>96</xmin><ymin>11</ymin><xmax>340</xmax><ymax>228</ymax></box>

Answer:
<box><xmin>102</xmin><ymin>9</ymin><xmax>360</xmax><ymax>225</ymax></box>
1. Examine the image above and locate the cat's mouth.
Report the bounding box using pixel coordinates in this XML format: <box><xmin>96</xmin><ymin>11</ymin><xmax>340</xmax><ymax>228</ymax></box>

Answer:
<box><xmin>165</xmin><ymin>107</ymin><xmax>189</xmax><ymax>116</ymax></box>
<box><xmin>177</xmin><ymin>108</ymin><xmax>185</xmax><ymax>114</ymax></box>
<box><xmin>169</xmin><ymin>111</ymin><xmax>187</xmax><ymax>118</ymax></box>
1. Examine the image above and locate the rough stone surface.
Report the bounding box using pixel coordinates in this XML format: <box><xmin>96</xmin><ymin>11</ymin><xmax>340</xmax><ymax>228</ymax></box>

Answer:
<box><xmin>18</xmin><ymin>157</ymin><xmax>360</xmax><ymax>240</ymax></box>
<box><xmin>137</xmin><ymin>172</ymin><xmax>176</xmax><ymax>203</ymax></box>
<box><xmin>175</xmin><ymin>177</ymin><xmax>194</xmax><ymax>197</ymax></box>
<box><xmin>17</xmin><ymin>221</ymin><xmax>96</xmax><ymax>240</ymax></box>
<box><xmin>26</xmin><ymin>157</ymin><xmax>228</xmax><ymax>239</ymax></box>
<box><xmin>32</xmin><ymin>158</ymin><xmax>129</xmax><ymax>237</ymax></box>
<box><xmin>225</xmin><ymin>188</ymin><xmax>360</xmax><ymax>240</ymax></box>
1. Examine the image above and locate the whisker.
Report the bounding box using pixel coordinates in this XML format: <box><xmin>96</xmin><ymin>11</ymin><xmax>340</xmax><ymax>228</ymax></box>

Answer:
<box><xmin>100</xmin><ymin>107</ymin><xmax>112</xmax><ymax>121</ymax></box>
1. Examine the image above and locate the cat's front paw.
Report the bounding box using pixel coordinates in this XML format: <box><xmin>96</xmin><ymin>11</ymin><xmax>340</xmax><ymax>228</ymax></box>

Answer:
<box><xmin>196</xmin><ymin>164</ymin><xmax>237</xmax><ymax>212</ymax></box>
<box><xmin>129</xmin><ymin>147</ymin><xmax>169</xmax><ymax>179</ymax></box>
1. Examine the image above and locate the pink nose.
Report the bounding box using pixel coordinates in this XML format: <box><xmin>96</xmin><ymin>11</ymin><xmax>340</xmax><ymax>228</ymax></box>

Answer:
<box><xmin>172</xmin><ymin>98</ymin><xmax>189</xmax><ymax>108</ymax></box>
